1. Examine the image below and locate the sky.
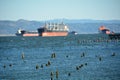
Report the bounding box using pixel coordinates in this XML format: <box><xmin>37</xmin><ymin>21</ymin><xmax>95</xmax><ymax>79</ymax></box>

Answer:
<box><xmin>0</xmin><ymin>0</ymin><xmax>120</xmax><ymax>21</ymax></box>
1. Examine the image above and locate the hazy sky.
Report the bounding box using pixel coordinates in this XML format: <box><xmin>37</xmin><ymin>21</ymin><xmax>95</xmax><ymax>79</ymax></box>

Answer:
<box><xmin>0</xmin><ymin>0</ymin><xmax>120</xmax><ymax>21</ymax></box>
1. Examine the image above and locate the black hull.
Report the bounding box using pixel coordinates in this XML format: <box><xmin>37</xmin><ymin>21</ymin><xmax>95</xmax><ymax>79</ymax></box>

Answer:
<box><xmin>16</xmin><ymin>33</ymin><xmax>22</xmax><ymax>36</ymax></box>
<box><xmin>109</xmin><ymin>33</ymin><xmax>120</xmax><ymax>39</ymax></box>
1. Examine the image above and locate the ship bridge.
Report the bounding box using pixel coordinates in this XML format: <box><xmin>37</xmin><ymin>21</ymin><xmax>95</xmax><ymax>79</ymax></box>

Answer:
<box><xmin>44</xmin><ymin>22</ymin><xmax>69</xmax><ymax>32</ymax></box>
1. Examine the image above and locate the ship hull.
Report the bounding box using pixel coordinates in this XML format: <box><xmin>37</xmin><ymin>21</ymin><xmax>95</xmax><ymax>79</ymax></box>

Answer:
<box><xmin>16</xmin><ymin>32</ymin><xmax>68</xmax><ymax>37</ymax></box>
<box><xmin>41</xmin><ymin>32</ymin><xmax>68</xmax><ymax>37</ymax></box>
<box><xmin>16</xmin><ymin>33</ymin><xmax>39</xmax><ymax>36</ymax></box>
<box><xmin>99</xmin><ymin>30</ymin><xmax>110</xmax><ymax>34</ymax></box>
<box><xmin>23</xmin><ymin>33</ymin><xmax>39</xmax><ymax>36</ymax></box>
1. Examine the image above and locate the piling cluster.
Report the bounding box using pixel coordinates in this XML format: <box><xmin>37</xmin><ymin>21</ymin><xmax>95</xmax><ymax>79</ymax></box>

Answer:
<box><xmin>3</xmin><ymin>63</ymin><xmax>13</xmax><ymax>69</ymax></box>
<box><xmin>1</xmin><ymin>37</ymin><xmax>119</xmax><ymax>80</ymax></box>
<box><xmin>81</xmin><ymin>52</ymin><xmax>85</xmax><ymax>57</ymax></box>
<box><xmin>51</xmin><ymin>53</ymin><xmax>56</xmax><ymax>58</ymax></box>
<box><xmin>50</xmin><ymin>70</ymin><xmax>59</xmax><ymax>80</ymax></box>
<box><xmin>76</xmin><ymin>63</ymin><xmax>87</xmax><ymax>71</ymax></box>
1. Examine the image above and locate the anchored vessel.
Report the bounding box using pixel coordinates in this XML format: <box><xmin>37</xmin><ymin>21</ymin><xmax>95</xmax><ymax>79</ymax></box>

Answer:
<box><xmin>69</xmin><ymin>31</ymin><xmax>78</xmax><ymax>35</ymax></box>
<box><xmin>98</xmin><ymin>26</ymin><xmax>120</xmax><ymax>39</ymax></box>
<box><xmin>16</xmin><ymin>22</ymin><xmax>69</xmax><ymax>37</ymax></box>
<box><xmin>99</xmin><ymin>26</ymin><xmax>111</xmax><ymax>34</ymax></box>
<box><xmin>38</xmin><ymin>22</ymin><xmax>69</xmax><ymax>36</ymax></box>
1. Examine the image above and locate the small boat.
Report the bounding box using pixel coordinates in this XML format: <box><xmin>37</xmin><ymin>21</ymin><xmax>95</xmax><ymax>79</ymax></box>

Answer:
<box><xmin>99</xmin><ymin>26</ymin><xmax>111</xmax><ymax>34</ymax></box>
<box><xmin>69</xmin><ymin>31</ymin><xmax>78</xmax><ymax>35</ymax></box>
<box><xmin>98</xmin><ymin>26</ymin><xmax>120</xmax><ymax>39</ymax></box>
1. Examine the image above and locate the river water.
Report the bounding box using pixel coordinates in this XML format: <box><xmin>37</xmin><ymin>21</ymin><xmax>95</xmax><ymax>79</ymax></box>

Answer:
<box><xmin>0</xmin><ymin>34</ymin><xmax>120</xmax><ymax>80</ymax></box>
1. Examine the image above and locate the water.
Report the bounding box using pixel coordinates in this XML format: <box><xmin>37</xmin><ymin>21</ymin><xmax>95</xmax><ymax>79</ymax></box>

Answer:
<box><xmin>0</xmin><ymin>34</ymin><xmax>120</xmax><ymax>80</ymax></box>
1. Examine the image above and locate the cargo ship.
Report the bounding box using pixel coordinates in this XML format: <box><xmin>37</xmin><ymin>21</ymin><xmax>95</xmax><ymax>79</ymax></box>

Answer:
<box><xmin>16</xmin><ymin>22</ymin><xmax>69</xmax><ymax>37</ymax></box>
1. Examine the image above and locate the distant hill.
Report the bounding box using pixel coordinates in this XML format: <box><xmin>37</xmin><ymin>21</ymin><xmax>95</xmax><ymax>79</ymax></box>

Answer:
<box><xmin>0</xmin><ymin>19</ymin><xmax>44</xmax><ymax>34</ymax></box>
<box><xmin>0</xmin><ymin>19</ymin><xmax>120</xmax><ymax>35</ymax></box>
<box><xmin>45</xmin><ymin>19</ymin><xmax>120</xmax><ymax>23</ymax></box>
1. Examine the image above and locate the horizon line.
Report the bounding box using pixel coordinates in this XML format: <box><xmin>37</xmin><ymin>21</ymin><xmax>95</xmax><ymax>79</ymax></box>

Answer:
<box><xmin>0</xmin><ymin>18</ymin><xmax>120</xmax><ymax>21</ymax></box>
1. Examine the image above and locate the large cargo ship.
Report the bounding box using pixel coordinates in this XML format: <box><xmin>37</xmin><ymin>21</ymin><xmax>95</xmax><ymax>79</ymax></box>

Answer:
<box><xmin>16</xmin><ymin>22</ymin><xmax>69</xmax><ymax>37</ymax></box>
<box><xmin>38</xmin><ymin>22</ymin><xmax>69</xmax><ymax>36</ymax></box>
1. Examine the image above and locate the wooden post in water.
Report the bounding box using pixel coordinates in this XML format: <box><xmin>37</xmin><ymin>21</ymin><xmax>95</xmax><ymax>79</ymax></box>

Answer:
<box><xmin>56</xmin><ymin>70</ymin><xmax>59</xmax><ymax>79</ymax></box>
<box><xmin>50</xmin><ymin>71</ymin><xmax>54</xmax><ymax>80</ymax></box>
<box><xmin>21</xmin><ymin>52</ymin><xmax>24</xmax><ymax>60</ymax></box>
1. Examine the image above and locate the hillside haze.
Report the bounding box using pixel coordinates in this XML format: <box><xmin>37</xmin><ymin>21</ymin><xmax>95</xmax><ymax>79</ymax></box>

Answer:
<box><xmin>0</xmin><ymin>19</ymin><xmax>120</xmax><ymax>35</ymax></box>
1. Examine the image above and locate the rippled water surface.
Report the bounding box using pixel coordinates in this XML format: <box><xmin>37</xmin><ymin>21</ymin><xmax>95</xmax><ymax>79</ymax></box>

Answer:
<box><xmin>0</xmin><ymin>34</ymin><xmax>120</xmax><ymax>80</ymax></box>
